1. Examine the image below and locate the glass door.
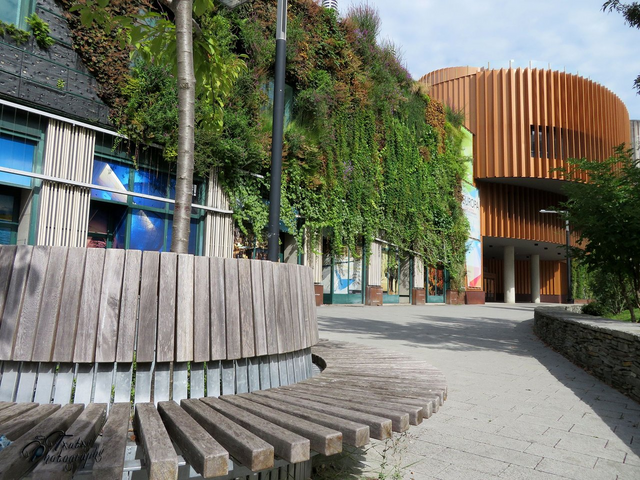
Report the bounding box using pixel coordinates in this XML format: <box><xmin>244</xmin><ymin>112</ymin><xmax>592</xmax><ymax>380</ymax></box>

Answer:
<box><xmin>426</xmin><ymin>265</ymin><xmax>446</xmax><ymax>303</ymax></box>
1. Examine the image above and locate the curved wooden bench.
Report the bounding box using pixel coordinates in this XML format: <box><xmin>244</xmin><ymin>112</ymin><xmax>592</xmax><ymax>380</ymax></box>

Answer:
<box><xmin>0</xmin><ymin>245</ymin><xmax>447</xmax><ymax>480</ymax></box>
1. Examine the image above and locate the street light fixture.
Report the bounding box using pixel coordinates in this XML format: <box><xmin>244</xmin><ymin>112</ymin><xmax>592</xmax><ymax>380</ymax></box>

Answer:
<box><xmin>219</xmin><ymin>0</ymin><xmax>288</xmax><ymax>263</ymax></box>
<box><xmin>540</xmin><ymin>209</ymin><xmax>573</xmax><ymax>304</ymax></box>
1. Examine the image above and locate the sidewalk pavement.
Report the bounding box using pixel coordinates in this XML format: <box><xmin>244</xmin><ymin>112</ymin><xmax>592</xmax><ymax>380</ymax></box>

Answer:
<box><xmin>315</xmin><ymin>303</ymin><xmax>640</xmax><ymax>480</ymax></box>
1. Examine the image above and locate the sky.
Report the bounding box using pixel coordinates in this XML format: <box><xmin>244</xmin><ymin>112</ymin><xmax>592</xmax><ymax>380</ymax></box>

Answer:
<box><xmin>336</xmin><ymin>0</ymin><xmax>640</xmax><ymax>120</ymax></box>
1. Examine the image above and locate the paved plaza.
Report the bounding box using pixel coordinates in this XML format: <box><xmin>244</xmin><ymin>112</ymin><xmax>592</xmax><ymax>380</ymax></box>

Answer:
<box><xmin>315</xmin><ymin>304</ymin><xmax>640</xmax><ymax>480</ymax></box>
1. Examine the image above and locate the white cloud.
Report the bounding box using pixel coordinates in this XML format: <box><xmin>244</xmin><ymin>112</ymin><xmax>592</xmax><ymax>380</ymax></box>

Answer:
<box><xmin>337</xmin><ymin>0</ymin><xmax>640</xmax><ymax>118</ymax></box>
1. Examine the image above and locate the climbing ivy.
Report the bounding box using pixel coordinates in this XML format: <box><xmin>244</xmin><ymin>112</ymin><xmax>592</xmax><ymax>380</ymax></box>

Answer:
<box><xmin>60</xmin><ymin>0</ymin><xmax>469</xmax><ymax>277</ymax></box>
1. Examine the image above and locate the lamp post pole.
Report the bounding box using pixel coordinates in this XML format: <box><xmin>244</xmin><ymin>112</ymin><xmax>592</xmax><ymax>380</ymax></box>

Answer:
<box><xmin>267</xmin><ymin>0</ymin><xmax>288</xmax><ymax>262</ymax></box>
<box><xmin>540</xmin><ymin>210</ymin><xmax>573</xmax><ymax>304</ymax></box>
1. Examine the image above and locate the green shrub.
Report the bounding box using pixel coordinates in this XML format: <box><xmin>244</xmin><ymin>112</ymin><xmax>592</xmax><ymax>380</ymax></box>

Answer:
<box><xmin>581</xmin><ymin>302</ymin><xmax>609</xmax><ymax>317</ymax></box>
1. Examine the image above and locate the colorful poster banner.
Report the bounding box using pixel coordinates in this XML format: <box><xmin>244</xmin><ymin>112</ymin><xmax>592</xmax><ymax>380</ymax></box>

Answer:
<box><xmin>466</xmin><ymin>239</ymin><xmax>482</xmax><ymax>289</ymax></box>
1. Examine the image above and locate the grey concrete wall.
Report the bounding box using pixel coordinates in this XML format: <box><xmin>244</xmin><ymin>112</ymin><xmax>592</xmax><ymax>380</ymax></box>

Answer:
<box><xmin>534</xmin><ymin>306</ymin><xmax>640</xmax><ymax>404</ymax></box>
<box><xmin>0</xmin><ymin>0</ymin><xmax>110</xmax><ymax>125</ymax></box>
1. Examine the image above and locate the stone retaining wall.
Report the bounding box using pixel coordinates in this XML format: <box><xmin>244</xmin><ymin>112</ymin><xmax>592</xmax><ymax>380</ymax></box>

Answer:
<box><xmin>534</xmin><ymin>307</ymin><xmax>640</xmax><ymax>403</ymax></box>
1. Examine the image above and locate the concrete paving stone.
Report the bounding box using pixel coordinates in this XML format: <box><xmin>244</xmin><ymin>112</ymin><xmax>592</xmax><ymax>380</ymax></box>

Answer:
<box><xmin>433</xmin><ymin>464</ymin><xmax>503</xmax><ymax>480</ymax></box>
<box><xmin>429</xmin><ymin>447</ymin><xmax>510</xmax><ymax>476</ymax></box>
<box><xmin>525</xmin><ymin>442</ymin><xmax>598</xmax><ymax>468</ymax></box>
<box><xmin>425</xmin><ymin>421</ymin><xmax>532</xmax><ymax>452</ymax></box>
<box><xmin>430</xmin><ymin>412</ymin><xmax>504</xmax><ymax>434</ymax></box>
<box><xmin>499</xmin><ymin>464</ymin><xmax>568</xmax><ymax>480</ymax></box>
<box><xmin>518</xmin><ymin>413</ymin><xmax>575</xmax><ymax>431</ymax></box>
<box><xmin>547</xmin><ymin>431</ymin><xmax>627</xmax><ymax>463</ymax></box>
<box><xmin>399</xmin><ymin>454</ymin><xmax>450</xmax><ymax>478</ymax></box>
<box><xmin>494</xmin><ymin>423</ymin><xmax>554</xmax><ymax>443</ymax></box>
<box><xmin>568</xmin><ymin>422</ymin><xmax>620</xmax><ymax>440</ymax></box>
<box><xmin>535</xmin><ymin>457</ymin><xmax>615</xmax><ymax>480</ymax></box>
<box><xmin>623</xmin><ymin>452</ymin><xmax>640</xmax><ymax>467</ymax></box>
<box><xmin>466</xmin><ymin>442</ymin><xmax>542</xmax><ymax>468</ymax></box>
<box><xmin>594</xmin><ymin>457</ymin><xmax>640</xmax><ymax>479</ymax></box>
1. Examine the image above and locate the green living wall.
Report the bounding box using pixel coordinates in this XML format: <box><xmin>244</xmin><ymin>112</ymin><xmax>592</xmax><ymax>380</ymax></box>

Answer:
<box><xmin>60</xmin><ymin>0</ymin><xmax>469</xmax><ymax>283</ymax></box>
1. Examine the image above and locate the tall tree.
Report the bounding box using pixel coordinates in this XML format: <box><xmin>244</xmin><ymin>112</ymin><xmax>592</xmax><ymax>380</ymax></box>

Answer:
<box><xmin>603</xmin><ymin>1</ymin><xmax>640</xmax><ymax>94</ymax></box>
<box><xmin>560</xmin><ymin>147</ymin><xmax>640</xmax><ymax>321</ymax></box>
<box><xmin>74</xmin><ymin>0</ymin><xmax>244</xmax><ymax>253</ymax></box>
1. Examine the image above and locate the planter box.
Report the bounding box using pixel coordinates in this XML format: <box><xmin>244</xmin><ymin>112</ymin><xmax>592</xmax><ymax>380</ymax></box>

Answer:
<box><xmin>465</xmin><ymin>290</ymin><xmax>485</xmax><ymax>304</ymax></box>
<box><xmin>365</xmin><ymin>286</ymin><xmax>383</xmax><ymax>306</ymax></box>
<box><xmin>412</xmin><ymin>288</ymin><xmax>426</xmax><ymax>305</ymax></box>
<box><xmin>314</xmin><ymin>284</ymin><xmax>324</xmax><ymax>306</ymax></box>
<box><xmin>446</xmin><ymin>290</ymin><xmax>465</xmax><ymax>305</ymax></box>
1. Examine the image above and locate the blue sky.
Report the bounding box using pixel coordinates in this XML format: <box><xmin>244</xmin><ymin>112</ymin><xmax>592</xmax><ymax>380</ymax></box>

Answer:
<box><xmin>337</xmin><ymin>0</ymin><xmax>640</xmax><ymax>120</ymax></box>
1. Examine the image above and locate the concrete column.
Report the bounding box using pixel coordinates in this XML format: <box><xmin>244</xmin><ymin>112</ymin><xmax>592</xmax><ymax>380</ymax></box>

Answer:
<box><xmin>531</xmin><ymin>254</ymin><xmax>540</xmax><ymax>304</ymax></box>
<box><xmin>503</xmin><ymin>245</ymin><xmax>515</xmax><ymax>304</ymax></box>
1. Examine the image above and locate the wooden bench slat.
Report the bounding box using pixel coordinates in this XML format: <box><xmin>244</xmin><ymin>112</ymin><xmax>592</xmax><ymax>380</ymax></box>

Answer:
<box><xmin>0</xmin><ymin>403</ymin><xmax>61</xmax><ymax>441</ymax></box>
<box><xmin>181</xmin><ymin>398</ymin><xmax>273</xmax><ymax>472</ymax></box>
<box><xmin>275</xmin><ymin>266</ymin><xmax>293</xmax><ymax>353</ymax></box>
<box><xmin>261</xmin><ymin>261</ymin><xmax>279</xmax><ymax>356</ymax></box>
<box><xmin>286</xmin><ymin>383</ymin><xmax>423</xmax><ymax>426</ymax></box>
<box><xmin>116</xmin><ymin>249</ymin><xmax>142</xmax><ymax>363</ymax></box>
<box><xmin>0</xmin><ymin>401</ymin><xmax>16</xmax><ymax>411</ymax></box>
<box><xmin>52</xmin><ymin>248</ymin><xmax>86</xmax><ymax>363</ymax></box>
<box><xmin>280</xmin><ymin>387</ymin><xmax>409</xmax><ymax>433</ymax></box>
<box><xmin>224</xmin><ymin>259</ymin><xmax>241</xmax><ymax>360</ymax></box>
<box><xmin>0</xmin><ymin>246</ymin><xmax>33</xmax><ymax>360</ymax></box>
<box><xmin>14</xmin><ymin>246</ymin><xmax>49</xmax><ymax>361</ymax></box>
<box><xmin>209</xmin><ymin>257</ymin><xmax>226</xmax><ymax>361</ymax></box>
<box><xmin>95</xmin><ymin>249</ymin><xmax>125</xmax><ymax>363</ymax></box>
<box><xmin>33</xmin><ymin>402</ymin><xmax>107</xmax><ymax>478</ymax></box>
<box><xmin>0</xmin><ymin>402</ymin><xmax>38</xmax><ymax>425</ymax></box>
<box><xmin>158</xmin><ymin>400</ymin><xmax>228</xmax><ymax>478</ymax></box>
<box><xmin>238</xmin><ymin>260</ymin><xmax>255</xmax><ymax>358</ymax></box>
<box><xmin>225</xmin><ymin>395</ymin><xmax>342</xmax><ymax>456</ymax></box>
<box><xmin>193</xmin><ymin>256</ymin><xmax>210</xmax><ymax>363</ymax></box>
<box><xmin>137</xmin><ymin>251</ymin><xmax>159</xmax><ymax>363</ymax></box>
<box><xmin>157</xmin><ymin>252</ymin><xmax>177</xmax><ymax>363</ymax></box>
<box><xmin>0</xmin><ymin>246</ymin><xmax>17</xmax><ymax>323</ymax></box>
<box><xmin>287</xmin><ymin>265</ymin><xmax>303</xmax><ymax>351</ymax></box>
<box><xmin>306</xmin><ymin>269</ymin><xmax>319</xmax><ymax>345</ymax></box>
<box><xmin>134</xmin><ymin>402</ymin><xmax>178</xmax><ymax>480</ymax></box>
<box><xmin>200</xmin><ymin>396</ymin><xmax>310</xmax><ymax>464</ymax></box>
<box><xmin>307</xmin><ymin>379</ymin><xmax>436</xmax><ymax>418</ymax></box>
<box><xmin>32</xmin><ymin>247</ymin><xmax>68</xmax><ymax>362</ymax></box>
<box><xmin>0</xmin><ymin>403</ymin><xmax>82</xmax><ymax>479</ymax></box>
<box><xmin>253</xmin><ymin>390</ymin><xmax>391</xmax><ymax>440</ymax></box>
<box><xmin>250</xmin><ymin>260</ymin><xmax>268</xmax><ymax>357</ymax></box>
<box><xmin>238</xmin><ymin>392</ymin><xmax>369</xmax><ymax>448</ymax></box>
<box><xmin>176</xmin><ymin>254</ymin><xmax>194</xmax><ymax>362</ymax></box>
<box><xmin>74</xmin><ymin>248</ymin><xmax>106</xmax><ymax>363</ymax></box>
<box><xmin>91</xmin><ymin>402</ymin><xmax>130</xmax><ymax>480</ymax></box>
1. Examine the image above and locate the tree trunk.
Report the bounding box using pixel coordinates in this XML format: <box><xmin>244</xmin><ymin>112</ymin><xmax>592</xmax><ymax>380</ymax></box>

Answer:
<box><xmin>170</xmin><ymin>0</ymin><xmax>195</xmax><ymax>254</ymax></box>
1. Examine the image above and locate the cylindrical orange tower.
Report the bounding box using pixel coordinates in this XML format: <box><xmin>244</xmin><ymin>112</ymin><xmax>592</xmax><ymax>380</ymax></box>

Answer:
<box><xmin>420</xmin><ymin>66</ymin><xmax>631</xmax><ymax>303</ymax></box>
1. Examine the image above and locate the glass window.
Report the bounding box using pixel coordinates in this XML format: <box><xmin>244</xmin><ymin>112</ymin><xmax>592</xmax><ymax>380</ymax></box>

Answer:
<box><xmin>133</xmin><ymin>168</ymin><xmax>168</xmax><ymax>209</ymax></box>
<box><xmin>0</xmin><ymin>0</ymin><xmax>34</xmax><ymax>29</ymax></box>
<box><xmin>91</xmin><ymin>159</ymin><xmax>131</xmax><ymax>203</ymax></box>
<box><xmin>129</xmin><ymin>209</ymin><xmax>166</xmax><ymax>251</ymax></box>
<box><xmin>0</xmin><ymin>134</ymin><xmax>36</xmax><ymax>188</ymax></box>
<box><xmin>0</xmin><ymin>192</ymin><xmax>18</xmax><ymax>245</ymax></box>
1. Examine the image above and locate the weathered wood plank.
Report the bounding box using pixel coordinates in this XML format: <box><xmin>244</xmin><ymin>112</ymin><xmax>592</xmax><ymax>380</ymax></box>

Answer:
<box><xmin>254</xmin><ymin>389</ymin><xmax>391</xmax><ymax>440</ymax></box>
<box><xmin>307</xmin><ymin>268</ymin><xmax>320</xmax><ymax>345</ymax></box>
<box><xmin>209</xmin><ymin>257</ymin><xmax>226</xmax><ymax>361</ymax></box>
<box><xmin>32</xmin><ymin>247</ymin><xmax>68</xmax><ymax>362</ymax></box>
<box><xmin>135</xmin><ymin>403</ymin><xmax>178</xmax><ymax>480</ymax></box>
<box><xmin>74</xmin><ymin>248</ymin><xmax>106</xmax><ymax>363</ymax></box>
<box><xmin>250</xmin><ymin>261</ymin><xmax>268</xmax><ymax>357</ymax></box>
<box><xmin>224</xmin><ymin>259</ymin><xmax>241</xmax><ymax>360</ymax></box>
<box><xmin>116</xmin><ymin>249</ymin><xmax>142</xmax><ymax>362</ymax></box>
<box><xmin>287</xmin><ymin>264</ymin><xmax>303</xmax><ymax>351</ymax></box>
<box><xmin>157</xmin><ymin>252</ymin><xmax>177</xmax><ymax>363</ymax></box>
<box><xmin>181</xmin><ymin>398</ymin><xmax>273</xmax><ymax>472</ymax></box>
<box><xmin>176</xmin><ymin>254</ymin><xmax>194</xmax><ymax>362</ymax></box>
<box><xmin>0</xmin><ymin>246</ymin><xmax>17</xmax><ymax>322</ymax></box>
<box><xmin>95</xmin><ymin>249</ymin><xmax>126</xmax><ymax>363</ymax></box>
<box><xmin>193</xmin><ymin>256</ymin><xmax>210</xmax><ymax>363</ymax></box>
<box><xmin>137</xmin><ymin>251</ymin><xmax>159</xmax><ymax>363</ymax></box>
<box><xmin>221</xmin><ymin>395</ymin><xmax>342</xmax><ymax>456</ymax></box>
<box><xmin>281</xmin><ymin>387</ymin><xmax>409</xmax><ymax>432</ymax></box>
<box><xmin>33</xmin><ymin>403</ymin><xmax>107</xmax><ymax>479</ymax></box>
<box><xmin>158</xmin><ymin>401</ymin><xmax>228</xmax><ymax>478</ymax></box>
<box><xmin>238</xmin><ymin>260</ymin><xmax>255</xmax><ymax>358</ymax></box>
<box><xmin>261</xmin><ymin>261</ymin><xmax>279</xmax><ymax>355</ymax></box>
<box><xmin>52</xmin><ymin>248</ymin><xmax>86</xmax><ymax>362</ymax></box>
<box><xmin>0</xmin><ymin>403</ymin><xmax>61</xmax><ymax>441</ymax></box>
<box><xmin>91</xmin><ymin>403</ymin><xmax>130</xmax><ymax>480</ymax></box>
<box><xmin>0</xmin><ymin>402</ymin><xmax>38</xmax><ymax>425</ymax></box>
<box><xmin>0</xmin><ymin>403</ymin><xmax>83</xmax><ymax>478</ymax></box>
<box><xmin>0</xmin><ymin>246</ymin><xmax>33</xmax><ymax>360</ymax></box>
<box><xmin>299</xmin><ymin>267</ymin><xmax>313</xmax><ymax>348</ymax></box>
<box><xmin>200</xmin><ymin>396</ymin><xmax>309</xmax><ymax>464</ymax></box>
<box><xmin>13</xmin><ymin>246</ymin><xmax>48</xmax><ymax>361</ymax></box>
